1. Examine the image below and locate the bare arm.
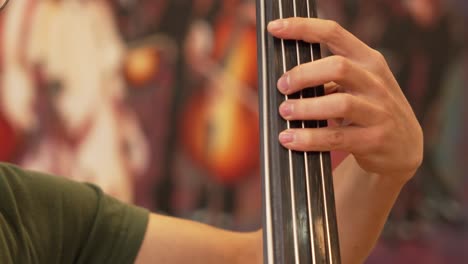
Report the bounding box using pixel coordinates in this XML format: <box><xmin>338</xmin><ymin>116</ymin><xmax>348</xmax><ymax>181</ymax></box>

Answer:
<box><xmin>333</xmin><ymin>156</ymin><xmax>408</xmax><ymax>264</ymax></box>
<box><xmin>134</xmin><ymin>214</ymin><xmax>261</xmax><ymax>264</ymax></box>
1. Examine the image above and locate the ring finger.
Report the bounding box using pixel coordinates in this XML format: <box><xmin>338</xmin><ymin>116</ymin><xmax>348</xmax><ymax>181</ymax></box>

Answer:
<box><xmin>279</xmin><ymin>93</ymin><xmax>383</xmax><ymax>126</ymax></box>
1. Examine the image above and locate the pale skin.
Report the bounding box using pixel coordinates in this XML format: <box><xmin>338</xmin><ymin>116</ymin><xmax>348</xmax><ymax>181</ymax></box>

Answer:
<box><xmin>135</xmin><ymin>18</ymin><xmax>423</xmax><ymax>264</ymax></box>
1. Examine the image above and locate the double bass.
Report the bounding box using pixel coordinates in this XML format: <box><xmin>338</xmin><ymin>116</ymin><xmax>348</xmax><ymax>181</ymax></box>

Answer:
<box><xmin>256</xmin><ymin>0</ymin><xmax>341</xmax><ymax>263</ymax></box>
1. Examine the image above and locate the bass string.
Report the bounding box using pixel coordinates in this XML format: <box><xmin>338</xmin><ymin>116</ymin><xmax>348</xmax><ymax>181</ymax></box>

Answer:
<box><xmin>305</xmin><ymin>0</ymin><xmax>334</xmax><ymax>262</ymax></box>
<box><xmin>291</xmin><ymin>0</ymin><xmax>318</xmax><ymax>263</ymax></box>
<box><xmin>262</xmin><ymin>0</ymin><xmax>335</xmax><ymax>262</ymax></box>
<box><xmin>277</xmin><ymin>0</ymin><xmax>301</xmax><ymax>263</ymax></box>
<box><xmin>259</xmin><ymin>0</ymin><xmax>275</xmax><ymax>261</ymax></box>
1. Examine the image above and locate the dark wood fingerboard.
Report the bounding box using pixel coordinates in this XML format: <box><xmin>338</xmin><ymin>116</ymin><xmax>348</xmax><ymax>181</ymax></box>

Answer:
<box><xmin>256</xmin><ymin>0</ymin><xmax>341</xmax><ymax>263</ymax></box>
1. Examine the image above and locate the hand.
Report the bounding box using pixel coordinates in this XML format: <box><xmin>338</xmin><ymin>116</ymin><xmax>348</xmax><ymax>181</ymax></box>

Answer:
<box><xmin>267</xmin><ymin>18</ymin><xmax>423</xmax><ymax>183</ymax></box>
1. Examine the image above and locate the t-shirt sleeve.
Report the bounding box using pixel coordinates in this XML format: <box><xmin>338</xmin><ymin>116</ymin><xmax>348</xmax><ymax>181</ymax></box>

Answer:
<box><xmin>0</xmin><ymin>163</ymin><xmax>149</xmax><ymax>264</ymax></box>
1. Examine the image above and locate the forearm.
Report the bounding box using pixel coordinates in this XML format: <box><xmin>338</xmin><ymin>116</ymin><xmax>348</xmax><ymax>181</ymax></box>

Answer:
<box><xmin>135</xmin><ymin>213</ymin><xmax>261</xmax><ymax>264</ymax></box>
<box><xmin>333</xmin><ymin>155</ymin><xmax>407</xmax><ymax>264</ymax></box>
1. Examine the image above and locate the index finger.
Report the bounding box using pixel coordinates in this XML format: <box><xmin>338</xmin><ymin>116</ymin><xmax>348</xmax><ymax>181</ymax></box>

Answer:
<box><xmin>267</xmin><ymin>17</ymin><xmax>371</xmax><ymax>62</ymax></box>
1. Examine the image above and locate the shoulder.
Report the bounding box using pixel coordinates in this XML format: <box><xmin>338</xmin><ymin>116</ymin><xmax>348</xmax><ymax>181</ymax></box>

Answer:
<box><xmin>0</xmin><ymin>162</ymin><xmax>27</xmax><ymax>179</ymax></box>
<box><xmin>0</xmin><ymin>162</ymin><xmax>34</xmax><ymax>200</ymax></box>
<box><xmin>0</xmin><ymin>162</ymin><xmax>100</xmax><ymax>197</ymax></box>
<box><xmin>0</xmin><ymin>163</ymin><xmax>149</xmax><ymax>263</ymax></box>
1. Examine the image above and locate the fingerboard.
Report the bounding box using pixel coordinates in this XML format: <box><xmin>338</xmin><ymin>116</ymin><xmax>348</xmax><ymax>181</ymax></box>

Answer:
<box><xmin>256</xmin><ymin>0</ymin><xmax>341</xmax><ymax>263</ymax></box>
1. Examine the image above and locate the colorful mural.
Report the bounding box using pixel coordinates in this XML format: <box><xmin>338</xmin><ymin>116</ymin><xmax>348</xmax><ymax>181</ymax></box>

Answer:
<box><xmin>0</xmin><ymin>0</ymin><xmax>466</xmax><ymax>262</ymax></box>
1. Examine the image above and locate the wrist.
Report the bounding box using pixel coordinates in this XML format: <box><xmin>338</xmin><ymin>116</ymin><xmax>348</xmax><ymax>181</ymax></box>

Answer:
<box><xmin>343</xmin><ymin>155</ymin><xmax>416</xmax><ymax>190</ymax></box>
<box><xmin>375</xmin><ymin>167</ymin><xmax>418</xmax><ymax>191</ymax></box>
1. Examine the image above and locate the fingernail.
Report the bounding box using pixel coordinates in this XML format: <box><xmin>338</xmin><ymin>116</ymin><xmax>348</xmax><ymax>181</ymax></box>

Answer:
<box><xmin>277</xmin><ymin>73</ymin><xmax>290</xmax><ymax>93</ymax></box>
<box><xmin>279</xmin><ymin>102</ymin><xmax>293</xmax><ymax>117</ymax></box>
<box><xmin>268</xmin><ymin>20</ymin><xmax>285</xmax><ymax>32</ymax></box>
<box><xmin>279</xmin><ymin>131</ymin><xmax>295</xmax><ymax>144</ymax></box>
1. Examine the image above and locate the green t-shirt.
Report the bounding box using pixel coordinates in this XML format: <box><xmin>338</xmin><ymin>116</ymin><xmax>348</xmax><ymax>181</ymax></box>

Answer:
<box><xmin>0</xmin><ymin>163</ymin><xmax>149</xmax><ymax>264</ymax></box>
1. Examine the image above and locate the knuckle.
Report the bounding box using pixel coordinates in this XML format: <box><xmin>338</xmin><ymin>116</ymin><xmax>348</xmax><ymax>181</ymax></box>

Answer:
<box><xmin>374</xmin><ymin>77</ymin><xmax>386</xmax><ymax>91</ymax></box>
<box><xmin>296</xmin><ymin>131</ymin><xmax>314</xmax><ymax>150</ymax></box>
<box><xmin>369</xmin><ymin>128</ymin><xmax>387</xmax><ymax>151</ymax></box>
<box><xmin>302</xmin><ymin>133</ymin><xmax>314</xmax><ymax>149</ymax></box>
<box><xmin>407</xmin><ymin>143</ymin><xmax>423</xmax><ymax>172</ymax></box>
<box><xmin>338</xmin><ymin>94</ymin><xmax>354</xmax><ymax>115</ymax></box>
<box><xmin>290</xmin><ymin>65</ymin><xmax>305</xmax><ymax>89</ymax></box>
<box><xmin>412</xmin><ymin>146</ymin><xmax>424</xmax><ymax>169</ymax></box>
<box><xmin>297</xmin><ymin>101</ymin><xmax>309</xmax><ymax>118</ymax></box>
<box><xmin>371</xmin><ymin>49</ymin><xmax>389</xmax><ymax>71</ymax></box>
<box><xmin>375</xmin><ymin>105</ymin><xmax>392</xmax><ymax>123</ymax></box>
<box><xmin>372</xmin><ymin>77</ymin><xmax>388</xmax><ymax>96</ymax></box>
<box><xmin>326</xmin><ymin>129</ymin><xmax>345</xmax><ymax>149</ymax></box>
<box><xmin>324</xmin><ymin>20</ymin><xmax>343</xmax><ymax>41</ymax></box>
<box><xmin>297</xmin><ymin>17</ymin><xmax>310</xmax><ymax>31</ymax></box>
<box><xmin>288</xmin><ymin>17</ymin><xmax>309</xmax><ymax>37</ymax></box>
<box><xmin>373</xmin><ymin>50</ymin><xmax>386</xmax><ymax>64</ymax></box>
<box><xmin>331</xmin><ymin>56</ymin><xmax>350</xmax><ymax>81</ymax></box>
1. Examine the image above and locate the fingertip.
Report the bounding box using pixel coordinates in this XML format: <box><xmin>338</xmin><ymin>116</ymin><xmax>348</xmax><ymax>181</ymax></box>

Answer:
<box><xmin>277</xmin><ymin>73</ymin><xmax>290</xmax><ymax>94</ymax></box>
<box><xmin>279</xmin><ymin>130</ymin><xmax>295</xmax><ymax>145</ymax></box>
<box><xmin>279</xmin><ymin>101</ymin><xmax>293</xmax><ymax>119</ymax></box>
<box><xmin>267</xmin><ymin>19</ymin><xmax>287</xmax><ymax>33</ymax></box>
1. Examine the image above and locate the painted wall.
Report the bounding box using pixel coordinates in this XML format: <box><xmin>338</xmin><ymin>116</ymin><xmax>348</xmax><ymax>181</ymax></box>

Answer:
<box><xmin>0</xmin><ymin>0</ymin><xmax>466</xmax><ymax>262</ymax></box>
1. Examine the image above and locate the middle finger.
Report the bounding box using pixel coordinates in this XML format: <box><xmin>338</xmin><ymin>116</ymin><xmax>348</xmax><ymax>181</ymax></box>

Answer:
<box><xmin>277</xmin><ymin>55</ymin><xmax>383</xmax><ymax>96</ymax></box>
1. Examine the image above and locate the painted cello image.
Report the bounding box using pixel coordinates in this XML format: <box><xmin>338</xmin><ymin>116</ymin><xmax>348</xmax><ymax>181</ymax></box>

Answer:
<box><xmin>181</xmin><ymin>2</ymin><xmax>259</xmax><ymax>185</ymax></box>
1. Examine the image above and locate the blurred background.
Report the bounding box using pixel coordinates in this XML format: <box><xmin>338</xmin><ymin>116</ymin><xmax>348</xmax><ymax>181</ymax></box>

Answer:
<box><xmin>0</xmin><ymin>0</ymin><xmax>466</xmax><ymax>262</ymax></box>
